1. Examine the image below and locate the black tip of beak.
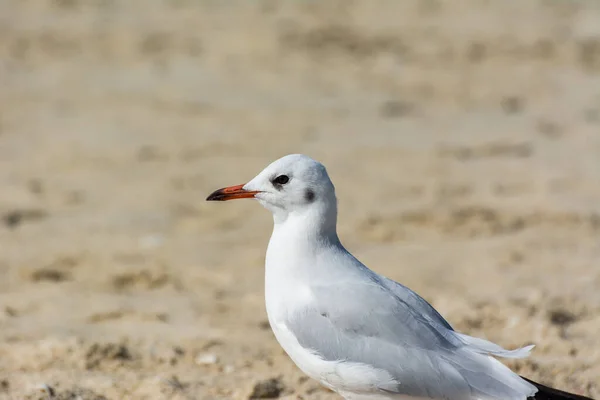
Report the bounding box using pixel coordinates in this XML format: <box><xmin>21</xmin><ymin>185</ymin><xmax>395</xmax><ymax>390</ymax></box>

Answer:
<box><xmin>206</xmin><ymin>184</ymin><xmax>257</xmax><ymax>201</ymax></box>
<box><xmin>206</xmin><ymin>189</ymin><xmax>226</xmax><ymax>201</ymax></box>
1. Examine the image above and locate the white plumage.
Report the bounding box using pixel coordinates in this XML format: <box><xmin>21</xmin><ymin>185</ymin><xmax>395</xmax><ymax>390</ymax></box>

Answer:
<box><xmin>209</xmin><ymin>154</ymin><xmax>539</xmax><ymax>400</ymax></box>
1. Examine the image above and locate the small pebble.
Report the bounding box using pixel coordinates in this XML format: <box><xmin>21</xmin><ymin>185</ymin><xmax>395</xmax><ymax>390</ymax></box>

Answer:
<box><xmin>248</xmin><ymin>377</ymin><xmax>285</xmax><ymax>399</ymax></box>
<box><xmin>195</xmin><ymin>352</ymin><xmax>218</xmax><ymax>365</ymax></box>
<box><xmin>37</xmin><ymin>383</ymin><xmax>55</xmax><ymax>396</ymax></box>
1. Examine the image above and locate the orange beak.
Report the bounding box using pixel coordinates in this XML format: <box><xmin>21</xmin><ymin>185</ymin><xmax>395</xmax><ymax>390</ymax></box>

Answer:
<box><xmin>206</xmin><ymin>184</ymin><xmax>260</xmax><ymax>201</ymax></box>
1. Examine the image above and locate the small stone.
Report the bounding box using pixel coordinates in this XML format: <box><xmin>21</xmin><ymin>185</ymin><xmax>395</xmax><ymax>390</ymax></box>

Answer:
<box><xmin>37</xmin><ymin>383</ymin><xmax>55</xmax><ymax>396</ymax></box>
<box><xmin>548</xmin><ymin>308</ymin><xmax>577</xmax><ymax>326</ymax></box>
<box><xmin>195</xmin><ymin>352</ymin><xmax>218</xmax><ymax>365</ymax></box>
<box><xmin>248</xmin><ymin>377</ymin><xmax>285</xmax><ymax>399</ymax></box>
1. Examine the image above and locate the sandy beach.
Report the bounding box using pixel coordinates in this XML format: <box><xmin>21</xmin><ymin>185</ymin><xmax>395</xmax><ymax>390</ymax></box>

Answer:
<box><xmin>0</xmin><ymin>1</ymin><xmax>599</xmax><ymax>399</ymax></box>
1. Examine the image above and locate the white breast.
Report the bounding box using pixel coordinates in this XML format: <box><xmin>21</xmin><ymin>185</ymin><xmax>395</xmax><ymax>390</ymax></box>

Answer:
<box><xmin>263</xmin><ymin>229</ymin><xmax>399</xmax><ymax>398</ymax></box>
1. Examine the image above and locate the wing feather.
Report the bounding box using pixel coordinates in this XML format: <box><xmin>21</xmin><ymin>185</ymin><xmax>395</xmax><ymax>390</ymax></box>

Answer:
<box><xmin>285</xmin><ymin>278</ymin><xmax>536</xmax><ymax>400</ymax></box>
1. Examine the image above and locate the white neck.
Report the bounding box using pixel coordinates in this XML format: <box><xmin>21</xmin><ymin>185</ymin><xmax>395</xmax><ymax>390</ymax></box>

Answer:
<box><xmin>264</xmin><ymin>201</ymin><xmax>343</xmax><ymax>324</ymax></box>
<box><xmin>265</xmin><ymin>198</ymin><xmax>340</xmax><ymax>278</ymax></box>
<box><xmin>275</xmin><ymin>196</ymin><xmax>338</xmax><ymax>243</ymax></box>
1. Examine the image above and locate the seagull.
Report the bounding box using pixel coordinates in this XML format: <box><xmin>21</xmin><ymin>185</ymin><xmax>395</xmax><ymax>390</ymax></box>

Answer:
<box><xmin>207</xmin><ymin>154</ymin><xmax>593</xmax><ymax>400</ymax></box>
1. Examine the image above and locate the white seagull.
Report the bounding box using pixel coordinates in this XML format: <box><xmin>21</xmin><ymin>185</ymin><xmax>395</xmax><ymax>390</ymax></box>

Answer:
<box><xmin>207</xmin><ymin>154</ymin><xmax>593</xmax><ymax>400</ymax></box>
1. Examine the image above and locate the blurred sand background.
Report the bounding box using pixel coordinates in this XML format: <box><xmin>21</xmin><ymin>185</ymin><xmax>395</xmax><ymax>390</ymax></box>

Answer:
<box><xmin>1</xmin><ymin>0</ymin><xmax>600</xmax><ymax>399</ymax></box>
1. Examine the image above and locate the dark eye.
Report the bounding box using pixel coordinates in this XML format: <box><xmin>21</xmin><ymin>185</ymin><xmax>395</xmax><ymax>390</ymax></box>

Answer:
<box><xmin>273</xmin><ymin>175</ymin><xmax>289</xmax><ymax>185</ymax></box>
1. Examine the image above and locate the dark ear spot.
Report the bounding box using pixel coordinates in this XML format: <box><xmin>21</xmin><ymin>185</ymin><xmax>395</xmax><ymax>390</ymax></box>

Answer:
<box><xmin>304</xmin><ymin>189</ymin><xmax>315</xmax><ymax>203</ymax></box>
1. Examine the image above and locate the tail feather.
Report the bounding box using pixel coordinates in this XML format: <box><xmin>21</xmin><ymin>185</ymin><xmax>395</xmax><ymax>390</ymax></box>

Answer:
<box><xmin>522</xmin><ymin>376</ymin><xmax>595</xmax><ymax>400</ymax></box>
<box><xmin>454</xmin><ymin>332</ymin><xmax>535</xmax><ymax>359</ymax></box>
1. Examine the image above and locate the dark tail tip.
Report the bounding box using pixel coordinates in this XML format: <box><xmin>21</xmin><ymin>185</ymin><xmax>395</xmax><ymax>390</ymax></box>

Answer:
<box><xmin>522</xmin><ymin>376</ymin><xmax>595</xmax><ymax>400</ymax></box>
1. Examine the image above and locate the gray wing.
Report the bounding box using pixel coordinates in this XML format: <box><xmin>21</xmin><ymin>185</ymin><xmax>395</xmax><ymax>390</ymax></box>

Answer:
<box><xmin>286</xmin><ymin>280</ymin><xmax>536</xmax><ymax>400</ymax></box>
<box><xmin>379</xmin><ymin>277</ymin><xmax>454</xmax><ymax>331</ymax></box>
